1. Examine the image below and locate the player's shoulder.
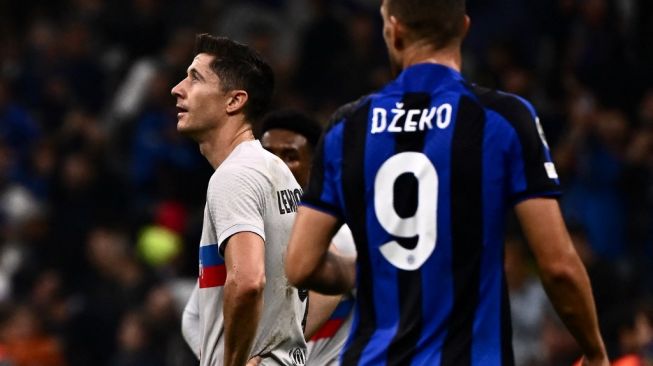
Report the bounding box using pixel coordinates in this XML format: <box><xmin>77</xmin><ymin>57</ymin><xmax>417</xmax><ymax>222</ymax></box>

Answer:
<box><xmin>464</xmin><ymin>83</ymin><xmax>538</xmax><ymax>127</ymax></box>
<box><xmin>324</xmin><ymin>94</ymin><xmax>374</xmax><ymax>133</ymax></box>
<box><xmin>209</xmin><ymin>142</ymin><xmax>273</xmax><ymax>188</ymax></box>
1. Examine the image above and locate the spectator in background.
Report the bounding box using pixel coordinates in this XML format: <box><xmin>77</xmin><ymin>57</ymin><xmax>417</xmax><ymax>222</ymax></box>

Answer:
<box><xmin>625</xmin><ymin>90</ymin><xmax>653</xmax><ymax>290</ymax></box>
<box><xmin>111</xmin><ymin>310</ymin><xmax>163</xmax><ymax>366</ymax></box>
<box><xmin>556</xmin><ymin>93</ymin><xmax>630</xmax><ymax>260</ymax></box>
<box><xmin>109</xmin><ymin>29</ymin><xmax>196</xmax><ymax>126</ymax></box>
<box><xmin>13</xmin><ymin>139</ymin><xmax>57</xmax><ymax>202</ymax></box>
<box><xmin>295</xmin><ymin>0</ymin><xmax>353</xmax><ymax>111</ymax></box>
<box><xmin>611</xmin><ymin>301</ymin><xmax>653</xmax><ymax>366</ymax></box>
<box><xmin>0</xmin><ymin>303</ymin><xmax>66</xmax><ymax>366</ymax></box>
<box><xmin>64</xmin><ymin>226</ymin><xmax>155</xmax><ymax>366</ymax></box>
<box><xmin>56</xmin><ymin>21</ymin><xmax>106</xmax><ymax>113</ymax></box>
<box><xmin>0</xmin><ymin>77</ymin><xmax>40</xmax><ymax>176</ymax></box>
<box><xmin>142</xmin><ymin>285</ymin><xmax>197</xmax><ymax>366</ymax></box>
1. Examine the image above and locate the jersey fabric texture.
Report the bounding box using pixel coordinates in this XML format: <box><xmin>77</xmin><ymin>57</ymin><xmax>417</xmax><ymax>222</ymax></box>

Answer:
<box><xmin>190</xmin><ymin>140</ymin><xmax>307</xmax><ymax>366</ymax></box>
<box><xmin>302</xmin><ymin>63</ymin><xmax>561</xmax><ymax>366</ymax></box>
<box><xmin>306</xmin><ymin>225</ymin><xmax>357</xmax><ymax>366</ymax></box>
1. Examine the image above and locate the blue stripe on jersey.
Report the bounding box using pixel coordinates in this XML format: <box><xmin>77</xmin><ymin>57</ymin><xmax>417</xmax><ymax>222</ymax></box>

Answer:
<box><xmin>495</xmin><ymin>109</ymin><xmax>529</xmax><ymax>199</ymax></box>
<box><xmin>200</xmin><ymin>244</ymin><xmax>224</xmax><ymax>266</ymax></box>
<box><xmin>332</xmin><ymin>298</ymin><xmax>356</xmax><ymax>319</ymax></box>
<box><xmin>319</xmin><ymin>121</ymin><xmax>346</xmax><ymax>218</ymax></box>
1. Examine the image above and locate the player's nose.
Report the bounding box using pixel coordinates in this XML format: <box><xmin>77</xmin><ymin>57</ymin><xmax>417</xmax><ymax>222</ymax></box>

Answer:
<box><xmin>171</xmin><ymin>79</ymin><xmax>185</xmax><ymax>99</ymax></box>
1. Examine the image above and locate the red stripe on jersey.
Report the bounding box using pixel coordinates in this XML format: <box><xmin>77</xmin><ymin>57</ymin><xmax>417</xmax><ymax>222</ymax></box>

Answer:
<box><xmin>199</xmin><ymin>264</ymin><xmax>227</xmax><ymax>288</ymax></box>
<box><xmin>311</xmin><ymin>318</ymin><xmax>345</xmax><ymax>341</ymax></box>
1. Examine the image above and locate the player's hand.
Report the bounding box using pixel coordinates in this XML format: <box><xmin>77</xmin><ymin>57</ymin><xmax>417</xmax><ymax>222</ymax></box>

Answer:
<box><xmin>246</xmin><ymin>356</ymin><xmax>262</xmax><ymax>366</ymax></box>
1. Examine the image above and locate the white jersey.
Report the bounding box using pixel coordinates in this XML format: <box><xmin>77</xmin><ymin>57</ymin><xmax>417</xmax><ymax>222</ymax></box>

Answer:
<box><xmin>183</xmin><ymin>140</ymin><xmax>307</xmax><ymax>366</ymax></box>
<box><xmin>306</xmin><ymin>225</ymin><xmax>357</xmax><ymax>366</ymax></box>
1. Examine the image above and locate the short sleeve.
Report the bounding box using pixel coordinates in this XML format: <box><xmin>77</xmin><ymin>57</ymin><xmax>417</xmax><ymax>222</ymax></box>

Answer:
<box><xmin>501</xmin><ymin>97</ymin><xmax>561</xmax><ymax>203</ymax></box>
<box><xmin>207</xmin><ymin>166</ymin><xmax>266</xmax><ymax>253</ymax></box>
<box><xmin>302</xmin><ymin>122</ymin><xmax>345</xmax><ymax>218</ymax></box>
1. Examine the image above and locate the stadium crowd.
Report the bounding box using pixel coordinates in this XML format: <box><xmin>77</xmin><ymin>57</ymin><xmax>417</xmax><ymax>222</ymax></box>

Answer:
<box><xmin>0</xmin><ymin>0</ymin><xmax>652</xmax><ymax>365</ymax></box>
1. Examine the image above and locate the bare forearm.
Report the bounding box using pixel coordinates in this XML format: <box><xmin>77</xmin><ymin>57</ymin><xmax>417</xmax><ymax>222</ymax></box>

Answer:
<box><xmin>223</xmin><ymin>281</ymin><xmax>263</xmax><ymax>366</ymax></box>
<box><xmin>304</xmin><ymin>291</ymin><xmax>343</xmax><ymax>340</ymax></box>
<box><xmin>296</xmin><ymin>251</ymin><xmax>355</xmax><ymax>295</ymax></box>
<box><xmin>516</xmin><ymin>199</ymin><xmax>607</xmax><ymax>364</ymax></box>
<box><xmin>539</xmin><ymin>256</ymin><xmax>606</xmax><ymax>361</ymax></box>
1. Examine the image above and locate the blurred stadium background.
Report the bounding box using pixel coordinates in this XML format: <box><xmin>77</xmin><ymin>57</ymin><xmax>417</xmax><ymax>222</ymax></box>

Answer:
<box><xmin>0</xmin><ymin>0</ymin><xmax>652</xmax><ymax>365</ymax></box>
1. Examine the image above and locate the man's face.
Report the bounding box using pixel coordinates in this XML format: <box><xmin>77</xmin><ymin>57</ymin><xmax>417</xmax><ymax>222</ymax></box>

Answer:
<box><xmin>171</xmin><ymin>53</ymin><xmax>229</xmax><ymax>138</ymax></box>
<box><xmin>261</xmin><ymin>128</ymin><xmax>312</xmax><ymax>188</ymax></box>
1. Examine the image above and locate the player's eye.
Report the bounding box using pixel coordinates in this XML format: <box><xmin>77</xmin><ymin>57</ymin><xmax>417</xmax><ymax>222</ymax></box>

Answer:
<box><xmin>283</xmin><ymin>150</ymin><xmax>300</xmax><ymax>162</ymax></box>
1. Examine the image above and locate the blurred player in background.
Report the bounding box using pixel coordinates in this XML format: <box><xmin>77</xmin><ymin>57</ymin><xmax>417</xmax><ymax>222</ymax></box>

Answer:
<box><xmin>173</xmin><ymin>34</ymin><xmax>306</xmax><ymax>366</ymax></box>
<box><xmin>260</xmin><ymin>110</ymin><xmax>357</xmax><ymax>366</ymax></box>
<box><xmin>286</xmin><ymin>0</ymin><xmax>609</xmax><ymax>365</ymax></box>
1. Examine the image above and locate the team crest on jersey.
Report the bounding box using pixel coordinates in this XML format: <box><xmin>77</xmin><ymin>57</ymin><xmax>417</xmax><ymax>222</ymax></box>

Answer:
<box><xmin>288</xmin><ymin>348</ymin><xmax>305</xmax><ymax>365</ymax></box>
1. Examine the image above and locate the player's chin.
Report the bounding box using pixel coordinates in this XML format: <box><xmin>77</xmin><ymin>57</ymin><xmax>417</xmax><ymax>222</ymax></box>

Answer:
<box><xmin>176</xmin><ymin>118</ymin><xmax>193</xmax><ymax>134</ymax></box>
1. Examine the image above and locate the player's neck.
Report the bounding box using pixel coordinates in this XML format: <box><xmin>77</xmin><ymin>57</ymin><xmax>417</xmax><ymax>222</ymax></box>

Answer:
<box><xmin>198</xmin><ymin>116</ymin><xmax>255</xmax><ymax>169</ymax></box>
<box><xmin>402</xmin><ymin>42</ymin><xmax>462</xmax><ymax>72</ymax></box>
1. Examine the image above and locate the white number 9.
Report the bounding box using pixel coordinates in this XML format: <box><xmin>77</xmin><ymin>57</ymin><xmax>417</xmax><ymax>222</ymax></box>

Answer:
<box><xmin>374</xmin><ymin>152</ymin><xmax>438</xmax><ymax>270</ymax></box>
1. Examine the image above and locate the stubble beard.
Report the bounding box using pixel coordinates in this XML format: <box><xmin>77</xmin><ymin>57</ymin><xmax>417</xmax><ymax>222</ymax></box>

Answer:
<box><xmin>176</xmin><ymin>116</ymin><xmax>205</xmax><ymax>142</ymax></box>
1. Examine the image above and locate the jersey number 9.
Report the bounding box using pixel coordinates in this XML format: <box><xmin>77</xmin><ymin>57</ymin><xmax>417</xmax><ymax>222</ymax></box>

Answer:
<box><xmin>374</xmin><ymin>152</ymin><xmax>438</xmax><ymax>271</ymax></box>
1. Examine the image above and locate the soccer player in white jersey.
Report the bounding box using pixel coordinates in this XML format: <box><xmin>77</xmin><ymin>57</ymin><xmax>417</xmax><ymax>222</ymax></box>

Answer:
<box><xmin>259</xmin><ymin>110</ymin><xmax>357</xmax><ymax>365</ymax></box>
<box><xmin>173</xmin><ymin>34</ymin><xmax>307</xmax><ymax>366</ymax></box>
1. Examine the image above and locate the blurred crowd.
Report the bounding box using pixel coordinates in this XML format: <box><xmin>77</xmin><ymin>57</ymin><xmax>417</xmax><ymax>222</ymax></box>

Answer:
<box><xmin>0</xmin><ymin>0</ymin><xmax>652</xmax><ymax>365</ymax></box>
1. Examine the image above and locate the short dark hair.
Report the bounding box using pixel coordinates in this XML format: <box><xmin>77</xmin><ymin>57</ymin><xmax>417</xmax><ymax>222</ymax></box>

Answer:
<box><xmin>386</xmin><ymin>0</ymin><xmax>466</xmax><ymax>48</ymax></box>
<box><xmin>195</xmin><ymin>33</ymin><xmax>274</xmax><ymax>122</ymax></box>
<box><xmin>260</xmin><ymin>110</ymin><xmax>323</xmax><ymax>149</ymax></box>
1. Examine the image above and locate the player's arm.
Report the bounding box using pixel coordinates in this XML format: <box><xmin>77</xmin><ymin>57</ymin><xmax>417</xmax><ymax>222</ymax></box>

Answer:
<box><xmin>181</xmin><ymin>283</ymin><xmax>200</xmax><ymax>359</ymax></box>
<box><xmin>304</xmin><ymin>291</ymin><xmax>342</xmax><ymax>340</ymax></box>
<box><xmin>303</xmin><ymin>243</ymin><xmax>350</xmax><ymax>339</ymax></box>
<box><xmin>223</xmin><ymin>232</ymin><xmax>266</xmax><ymax>366</ymax></box>
<box><xmin>516</xmin><ymin>198</ymin><xmax>608</xmax><ymax>366</ymax></box>
<box><xmin>286</xmin><ymin>207</ymin><xmax>356</xmax><ymax>295</ymax></box>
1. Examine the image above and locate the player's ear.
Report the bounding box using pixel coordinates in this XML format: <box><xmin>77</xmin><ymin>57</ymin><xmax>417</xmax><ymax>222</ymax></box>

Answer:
<box><xmin>389</xmin><ymin>15</ymin><xmax>406</xmax><ymax>51</ymax></box>
<box><xmin>461</xmin><ymin>15</ymin><xmax>471</xmax><ymax>39</ymax></box>
<box><xmin>226</xmin><ymin>90</ymin><xmax>248</xmax><ymax>115</ymax></box>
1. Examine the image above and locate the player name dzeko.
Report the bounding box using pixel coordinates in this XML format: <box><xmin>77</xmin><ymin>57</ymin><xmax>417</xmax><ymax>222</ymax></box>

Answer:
<box><xmin>371</xmin><ymin>102</ymin><xmax>453</xmax><ymax>134</ymax></box>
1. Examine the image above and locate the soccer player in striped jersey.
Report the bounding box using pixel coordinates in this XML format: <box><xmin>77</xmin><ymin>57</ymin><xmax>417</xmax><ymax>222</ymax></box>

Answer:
<box><xmin>260</xmin><ymin>110</ymin><xmax>357</xmax><ymax>365</ymax></box>
<box><xmin>285</xmin><ymin>0</ymin><xmax>609</xmax><ymax>365</ymax></box>
<box><xmin>174</xmin><ymin>34</ymin><xmax>306</xmax><ymax>366</ymax></box>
